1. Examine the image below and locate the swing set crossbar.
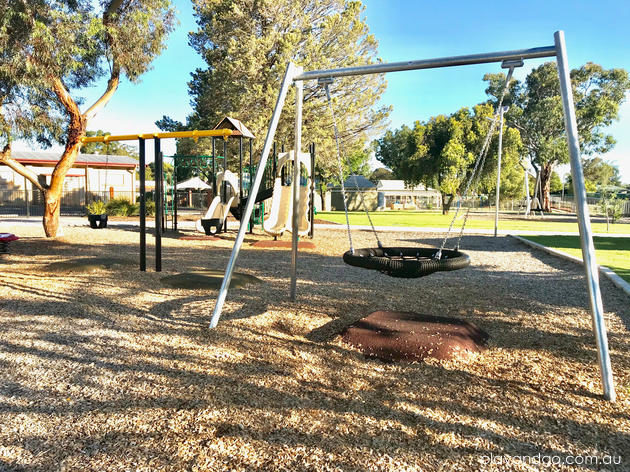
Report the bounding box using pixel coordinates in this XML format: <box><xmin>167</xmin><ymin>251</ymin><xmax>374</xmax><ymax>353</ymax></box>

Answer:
<box><xmin>293</xmin><ymin>46</ymin><xmax>556</xmax><ymax>82</ymax></box>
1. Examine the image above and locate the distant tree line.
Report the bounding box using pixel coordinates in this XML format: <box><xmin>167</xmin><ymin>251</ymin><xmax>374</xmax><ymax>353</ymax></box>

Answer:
<box><xmin>374</xmin><ymin>62</ymin><xmax>629</xmax><ymax>213</ymax></box>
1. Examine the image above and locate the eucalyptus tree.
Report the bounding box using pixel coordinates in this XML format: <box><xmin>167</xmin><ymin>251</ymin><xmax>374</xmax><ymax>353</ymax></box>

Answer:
<box><xmin>375</xmin><ymin>104</ymin><xmax>522</xmax><ymax>214</ymax></box>
<box><xmin>0</xmin><ymin>0</ymin><xmax>175</xmax><ymax>236</ymax></box>
<box><xmin>158</xmin><ymin>0</ymin><xmax>390</xmax><ymax>195</ymax></box>
<box><xmin>484</xmin><ymin>62</ymin><xmax>629</xmax><ymax>211</ymax></box>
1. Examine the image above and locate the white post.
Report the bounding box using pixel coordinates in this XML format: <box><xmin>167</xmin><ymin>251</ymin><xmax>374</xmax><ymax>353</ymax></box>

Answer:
<box><xmin>524</xmin><ymin>164</ymin><xmax>531</xmax><ymax>216</ymax></box>
<box><xmin>210</xmin><ymin>62</ymin><xmax>298</xmax><ymax>328</ymax></box>
<box><xmin>291</xmin><ymin>71</ymin><xmax>304</xmax><ymax>301</ymax></box>
<box><xmin>494</xmin><ymin>105</ymin><xmax>507</xmax><ymax>237</ymax></box>
<box><xmin>555</xmin><ymin>31</ymin><xmax>615</xmax><ymax>401</ymax></box>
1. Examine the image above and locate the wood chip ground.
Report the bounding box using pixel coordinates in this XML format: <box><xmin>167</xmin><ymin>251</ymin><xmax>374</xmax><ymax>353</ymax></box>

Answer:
<box><xmin>0</xmin><ymin>222</ymin><xmax>629</xmax><ymax>471</ymax></box>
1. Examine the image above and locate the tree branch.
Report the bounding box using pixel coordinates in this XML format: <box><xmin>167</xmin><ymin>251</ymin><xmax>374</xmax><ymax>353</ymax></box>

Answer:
<box><xmin>0</xmin><ymin>144</ymin><xmax>46</xmax><ymax>192</ymax></box>
<box><xmin>83</xmin><ymin>71</ymin><xmax>120</xmax><ymax>121</ymax></box>
<box><xmin>84</xmin><ymin>0</ymin><xmax>122</xmax><ymax>121</ymax></box>
<box><xmin>105</xmin><ymin>0</ymin><xmax>125</xmax><ymax>18</ymax></box>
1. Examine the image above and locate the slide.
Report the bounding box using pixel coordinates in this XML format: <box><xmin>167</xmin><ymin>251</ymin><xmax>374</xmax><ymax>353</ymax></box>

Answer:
<box><xmin>263</xmin><ymin>151</ymin><xmax>311</xmax><ymax>237</ymax></box>
<box><xmin>195</xmin><ymin>170</ymin><xmax>238</xmax><ymax>234</ymax></box>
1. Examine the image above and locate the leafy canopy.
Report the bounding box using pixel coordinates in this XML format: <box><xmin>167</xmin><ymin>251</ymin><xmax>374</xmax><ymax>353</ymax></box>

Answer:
<box><xmin>158</xmin><ymin>0</ymin><xmax>390</xmax><ymax>189</ymax></box>
<box><xmin>375</xmin><ymin>103</ymin><xmax>524</xmax><ymax>210</ymax></box>
<box><xmin>0</xmin><ymin>0</ymin><xmax>176</xmax><ymax>149</ymax></box>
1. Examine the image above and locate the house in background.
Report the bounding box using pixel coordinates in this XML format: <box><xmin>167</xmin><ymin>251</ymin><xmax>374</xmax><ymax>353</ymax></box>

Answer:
<box><xmin>329</xmin><ymin>175</ymin><xmax>442</xmax><ymax>211</ymax></box>
<box><xmin>329</xmin><ymin>175</ymin><xmax>378</xmax><ymax>211</ymax></box>
<box><xmin>376</xmin><ymin>180</ymin><xmax>442</xmax><ymax>210</ymax></box>
<box><xmin>0</xmin><ymin>151</ymin><xmax>137</xmax><ymax>215</ymax></box>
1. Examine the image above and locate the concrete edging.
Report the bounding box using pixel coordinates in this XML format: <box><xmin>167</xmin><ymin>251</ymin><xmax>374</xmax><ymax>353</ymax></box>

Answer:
<box><xmin>510</xmin><ymin>234</ymin><xmax>630</xmax><ymax>298</ymax></box>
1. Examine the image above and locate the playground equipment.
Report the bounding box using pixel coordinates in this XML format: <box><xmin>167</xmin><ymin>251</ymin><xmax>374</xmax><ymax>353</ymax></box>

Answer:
<box><xmin>195</xmin><ymin>170</ymin><xmax>239</xmax><ymax>235</ymax></box>
<box><xmin>263</xmin><ymin>150</ymin><xmax>313</xmax><ymax>237</ymax></box>
<box><xmin>82</xmin><ymin>128</ymin><xmax>233</xmax><ymax>273</ymax></box>
<box><xmin>210</xmin><ymin>31</ymin><xmax>616</xmax><ymax>402</ymax></box>
<box><xmin>0</xmin><ymin>233</ymin><xmax>19</xmax><ymax>253</ymax></box>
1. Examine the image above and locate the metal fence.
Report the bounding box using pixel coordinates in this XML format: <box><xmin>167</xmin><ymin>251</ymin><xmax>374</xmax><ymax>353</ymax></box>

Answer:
<box><xmin>0</xmin><ymin>189</ymin><xmax>138</xmax><ymax>216</ymax></box>
<box><xmin>550</xmin><ymin>195</ymin><xmax>630</xmax><ymax>216</ymax></box>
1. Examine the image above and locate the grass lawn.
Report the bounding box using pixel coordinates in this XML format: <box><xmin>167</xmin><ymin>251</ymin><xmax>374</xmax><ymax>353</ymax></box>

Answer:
<box><xmin>316</xmin><ymin>210</ymin><xmax>630</xmax><ymax>234</ymax></box>
<box><xmin>519</xmin><ymin>235</ymin><xmax>630</xmax><ymax>283</ymax></box>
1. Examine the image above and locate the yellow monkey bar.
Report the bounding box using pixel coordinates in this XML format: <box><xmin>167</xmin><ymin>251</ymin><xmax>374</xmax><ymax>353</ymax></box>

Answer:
<box><xmin>81</xmin><ymin>128</ymin><xmax>233</xmax><ymax>143</ymax></box>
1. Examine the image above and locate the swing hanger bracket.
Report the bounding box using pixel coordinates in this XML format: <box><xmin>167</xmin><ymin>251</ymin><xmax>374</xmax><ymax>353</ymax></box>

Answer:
<box><xmin>317</xmin><ymin>76</ymin><xmax>335</xmax><ymax>86</ymax></box>
<box><xmin>501</xmin><ymin>59</ymin><xmax>524</xmax><ymax>69</ymax></box>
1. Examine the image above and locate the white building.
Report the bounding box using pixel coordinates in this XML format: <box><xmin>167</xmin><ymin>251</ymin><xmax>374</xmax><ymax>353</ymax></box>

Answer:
<box><xmin>329</xmin><ymin>177</ymin><xmax>442</xmax><ymax>211</ymax></box>
<box><xmin>376</xmin><ymin>180</ymin><xmax>442</xmax><ymax>210</ymax></box>
<box><xmin>1</xmin><ymin>151</ymin><xmax>138</xmax><ymax>215</ymax></box>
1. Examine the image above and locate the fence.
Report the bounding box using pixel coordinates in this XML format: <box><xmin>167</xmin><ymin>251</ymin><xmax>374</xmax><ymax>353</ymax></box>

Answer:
<box><xmin>0</xmin><ymin>189</ymin><xmax>137</xmax><ymax>217</ymax></box>
<box><xmin>550</xmin><ymin>195</ymin><xmax>630</xmax><ymax>217</ymax></box>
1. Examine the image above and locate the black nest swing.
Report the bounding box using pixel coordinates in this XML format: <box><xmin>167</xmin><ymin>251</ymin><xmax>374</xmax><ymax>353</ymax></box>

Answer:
<box><xmin>321</xmin><ymin>71</ymin><xmax>510</xmax><ymax>281</ymax></box>
<box><xmin>343</xmin><ymin>247</ymin><xmax>470</xmax><ymax>278</ymax></box>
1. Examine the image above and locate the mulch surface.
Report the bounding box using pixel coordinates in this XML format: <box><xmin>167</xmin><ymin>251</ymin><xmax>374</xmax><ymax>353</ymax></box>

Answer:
<box><xmin>179</xmin><ymin>235</ymin><xmax>221</xmax><ymax>241</ymax></box>
<box><xmin>251</xmin><ymin>239</ymin><xmax>316</xmax><ymax>249</ymax></box>
<box><xmin>44</xmin><ymin>257</ymin><xmax>135</xmax><ymax>273</ymax></box>
<box><xmin>342</xmin><ymin>310</ymin><xmax>488</xmax><ymax>362</ymax></box>
<box><xmin>160</xmin><ymin>270</ymin><xmax>262</xmax><ymax>289</ymax></box>
<box><xmin>0</xmin><ymin>221</ymin><xmax>629</xmax><ymax>471</ymax></box>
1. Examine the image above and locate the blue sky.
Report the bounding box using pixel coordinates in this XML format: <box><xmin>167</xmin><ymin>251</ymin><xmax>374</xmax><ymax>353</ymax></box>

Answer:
<box><xmin>16</xmin><ymin>0</ymin><xmax>630</xmax><ymax>182</ymax></box>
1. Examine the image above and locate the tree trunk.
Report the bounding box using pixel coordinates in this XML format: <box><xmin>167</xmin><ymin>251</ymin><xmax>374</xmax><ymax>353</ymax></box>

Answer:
<box><xmin>441</xmin><ymin>194</ymin><xmax>455</xmax><ymax>214</ymax></box>
<box><xmin>539</xmin><ymin>163</ymin><xmax>553</xmax><ymax>212</ymax></box>
<box><xmin>42</xmin><ymin>130</ymin><xmax>85</xmax><ymax>237</ymax></box>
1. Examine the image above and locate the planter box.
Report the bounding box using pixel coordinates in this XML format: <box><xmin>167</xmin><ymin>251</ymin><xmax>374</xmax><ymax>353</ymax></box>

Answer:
<box><xmin>88</xmin><ymin>214</ymin><xmax>108</xmax><ymax>229</ymax></box>
<box><xmin>200</xmin><ymin>218</ymin><xmax>222</xmax><ymax>236</ymax></box>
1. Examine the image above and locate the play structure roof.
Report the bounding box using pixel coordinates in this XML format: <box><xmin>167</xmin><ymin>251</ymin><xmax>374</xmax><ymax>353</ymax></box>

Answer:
<box><xmin>330</xmin><ymin>175</ymin><xmax>376</xmax><ymax>190</ymax></box>
<box><xmin>213</xmin><ymin>117</ymin><xmax>255</xmax><ymax>139</ymax></box>
<box><xmin>10</xmin><ymin>151</ymin><xmax>137</xmax><ymax>169</ymax></box>
<box><xmin>177</xmin><ymin>176</ymin><xmax>212</xmax><ymax>190</ymax></box>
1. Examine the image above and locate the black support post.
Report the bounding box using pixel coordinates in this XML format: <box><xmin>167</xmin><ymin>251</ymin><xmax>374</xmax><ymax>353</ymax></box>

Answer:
<box><xmin>223</xmin><ymin>137</ymin><xmax>228</xmax><ymax>233</ymax></box>
<box><xmin>154</xmin><ymin>138</ymin><xmax>162</xmax><ymax>272</ymax></box>
<box><xmin>173</xmin><ymin>158</ymin><xmax>178</xmax><ymax>231</ymax></box>
<box><xmin>239</xmin><ymin>136</ymin><xmax>243</xmax><ymax>202</ymax></box>
<box><xmin>249</xmin><ymin>138</ymin><xmax>254</xmax><ymax>233</ymax></box>
<box><xmin>273</xmin><ymin>142</ymin><xmax>277</xmax><ymax>178</ymax></box>
<box><xmin>310</xmin><ymin>142</ymin><xmax>315</xmax><ymax>238</ymax></box>
<box><xmin>139</xmin><ymin>138</ymin><xmax>146</xmax><ymax>271</ymax></box>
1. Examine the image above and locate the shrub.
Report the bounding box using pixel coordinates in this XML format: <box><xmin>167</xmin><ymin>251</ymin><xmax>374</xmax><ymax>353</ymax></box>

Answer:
<box><xmin>133</xmin><ymin>197</ymin><xmax>155</xmax><ymax>216</ymax></box>
<box><xmin>599</xmin><ymin>192</ymin><xmax>624</xmax><ymax>224</ymax></box>
<box><xmin>106</xmin><ymin>198</ymin><xmax>137</xmax><ymax>216</ymax></box>
<box><xmin>86</xmin><ymin>200</ymin><xmax>107</xmax><ymax>215</ymax></box>
<box><xmin>143</xmin><ymin>199</ymin><xmax>156</xmax><ymax>216</ymax></box>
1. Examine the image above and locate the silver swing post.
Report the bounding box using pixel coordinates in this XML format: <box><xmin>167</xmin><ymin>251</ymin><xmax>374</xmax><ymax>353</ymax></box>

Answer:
<box><xmin>209</xmin><ymin>62</ymin><xmax>299</xmax><ymax>328</ymax></box>
<box><xmin>290</xmin><ymin>70</ymin><xmax>304</xmax><ymax>301</ymax></box>
<box><xmin>554</xmin><ymin>31</ymin><xmax>615</xmax><ymax>402</ymax></box>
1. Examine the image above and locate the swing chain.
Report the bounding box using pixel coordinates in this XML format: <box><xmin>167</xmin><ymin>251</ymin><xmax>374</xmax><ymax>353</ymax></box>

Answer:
<box><xmin>436</xmin><ymin>64</ymin><xmax>516</xmax><ymax>259</ymax></box>
<box><xmin>322</xmin><ymin>79</ymin><xmax>383</xmax><ymax>252</ymax></box>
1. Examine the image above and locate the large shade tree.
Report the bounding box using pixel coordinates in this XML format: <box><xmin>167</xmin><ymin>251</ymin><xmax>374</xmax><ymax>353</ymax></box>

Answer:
<box><xmin>0</xmin><ymin>0</ymin><xmax>175</xmax><ymax>236</ymax></box>
<box><xmin>375</xmin><ymin>103</ymin><xmax>523</xmax><ymax>214</ymax></box>
<box><xmin>484</xmin><ymin>62</ymin><xmax>629</xmax><ymax>211</ymax></box>
<box><xmin>157</xmin><ymin>0</ymin><xmax>390</xmax><ymax>199</ymax></box>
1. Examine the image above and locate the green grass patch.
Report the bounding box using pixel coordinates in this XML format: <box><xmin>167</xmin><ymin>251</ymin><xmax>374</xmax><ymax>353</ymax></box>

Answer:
<box><xmin>520</xmin><ymin>235</ymin><xmax>630</xmax><ymax>283</ymax></box>
<box><xmin>316</xmin><ymin>211</ymin><xmax>630</xmax><ymax>234</ymax></box>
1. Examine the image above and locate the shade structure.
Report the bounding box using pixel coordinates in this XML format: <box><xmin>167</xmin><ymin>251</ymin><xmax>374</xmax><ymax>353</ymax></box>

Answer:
<box><xmin>176</xmin><ymin>176</ymin><xmax>212</xmax><ymax>190</ymax></box>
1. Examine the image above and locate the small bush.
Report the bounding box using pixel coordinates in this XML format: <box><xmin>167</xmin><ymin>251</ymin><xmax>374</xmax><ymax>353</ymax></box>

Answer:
<box><xmin>106</xmin><ymin>198</ymin><xmax>137</xmax><ymax>216</ymax></box>
<box><xmin>599</xmin><ymin>193</ymin><xmax>624</xmax><ymax>224</ymax></box>
<box><xmin>143</xmin><ymin>199</ymin><xmax>156</xmax><ymax>217</ymax></box>
<box><xmin>86</xmin><ymin>200</ymin><xmax>107</xmax><ymax>215</ymax></box>
<box><xmin>133</xmin><ymin>197</ymin><xmax>155</xmax><ymax>216</ymax></box>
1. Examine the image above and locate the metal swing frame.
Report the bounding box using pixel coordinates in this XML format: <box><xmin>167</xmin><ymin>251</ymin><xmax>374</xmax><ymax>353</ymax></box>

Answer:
<box><xmin>210</xmin><ymin>31</ymin><xmax>615</xmax><ymax>402</ymax></box>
